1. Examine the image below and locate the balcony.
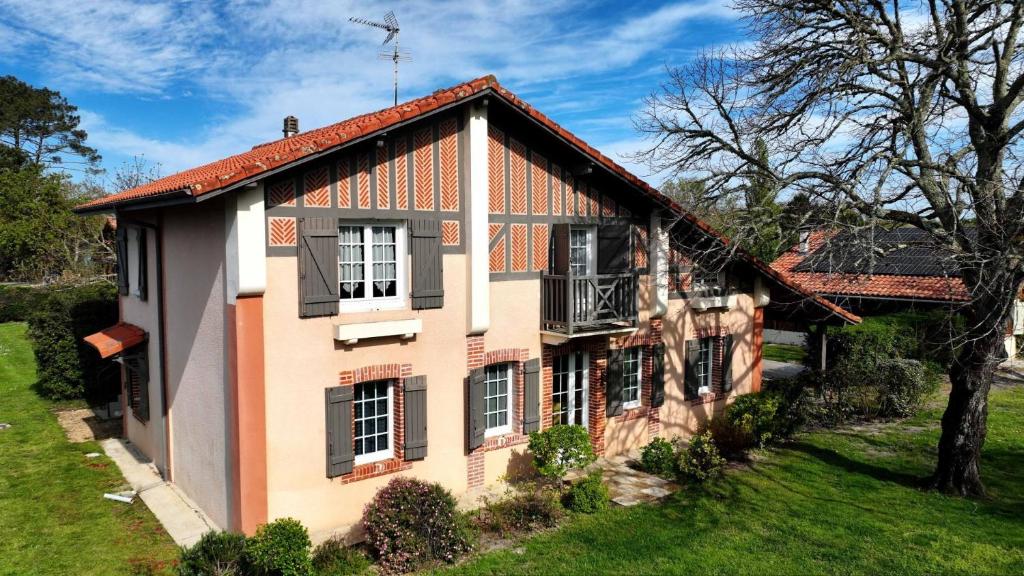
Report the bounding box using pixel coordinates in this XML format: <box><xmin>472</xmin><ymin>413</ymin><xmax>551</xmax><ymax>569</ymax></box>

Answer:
<box><xmin>541</xmin><ymin>272</ymin><xmax>639</xmax><ymax>341</ymax></box>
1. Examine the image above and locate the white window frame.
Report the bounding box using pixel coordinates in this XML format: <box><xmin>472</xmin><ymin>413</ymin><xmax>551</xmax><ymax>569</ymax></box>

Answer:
<box><xmin>552</xmin><ymin>351</ymin><xmax>589</xmax><ymax>427</ymax></box>
<box><xmin>697</xmin><ymin>337</ymin><xmax>713</xmax><ymax>394</ymax></box>
<box><xmin>569</xmin><ymin>226</ymin><xmax>594</xmax><ymax>276</ymax></box>
<box><xmin>353</xmin><ymin>379</ymin><xmax>394</xmax><ymax>465</ymax></box>
<box><xmin>338</xmin><ymin>222</ymin><xmax>407</xmax><ymax>312</ymax></box>
<box><xmin>622</xmin><ymin>347</ymin><xmax>642</xmax><ymax>409</ymax></box>
<box><xmin>484</xmin><ymin>363</ymin><xmax>514</xmax><ymax>437</ymax></box>
<box><xmin>126</xmin><ymin>227</ymin><xmax>142</xmax><ymax>298</ymax></box>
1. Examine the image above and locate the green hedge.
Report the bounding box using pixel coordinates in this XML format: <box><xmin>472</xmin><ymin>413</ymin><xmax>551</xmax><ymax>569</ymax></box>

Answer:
<box><xmin>808</xmin><ymin>310</ymin><xmax>965</xmax><ymax>371</ymax></box>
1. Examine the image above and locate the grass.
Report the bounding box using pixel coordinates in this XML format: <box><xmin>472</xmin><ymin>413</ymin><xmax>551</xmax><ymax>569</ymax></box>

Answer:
<box><xmin>764</xmin><ymin>343</ymin><xmax>808</xmax><ymax>363</ymax></box>
<box><xmin>0</xmin><ymin>322</ymin><xmax>179</xmax><ymax>575</ymax></box>
<box><xmin>441</xmin><ymin>387</ymin><xmax>1024</xmax><ymax>575</ymax></box>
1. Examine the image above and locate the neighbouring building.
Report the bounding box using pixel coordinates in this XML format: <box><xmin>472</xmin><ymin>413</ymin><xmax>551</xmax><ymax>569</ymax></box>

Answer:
<box><xmin>77</xmin><ymin>76</ymin><xmax>857</xmax><ymax>539</ymax></box>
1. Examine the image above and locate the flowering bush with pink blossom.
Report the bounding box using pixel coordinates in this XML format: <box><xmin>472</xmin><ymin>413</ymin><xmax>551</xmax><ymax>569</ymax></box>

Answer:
<box><xmin>362</xmin><ymin>477</ymin><xmax>473</xmax><ymax>574</ymax></box>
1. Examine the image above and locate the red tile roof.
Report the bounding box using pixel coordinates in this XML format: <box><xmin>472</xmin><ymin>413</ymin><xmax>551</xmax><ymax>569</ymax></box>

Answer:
<box><xmin>772</xmin><ymin>231</ymin><xmax>970</xmax><ymax>302</ymax></box>
<box><xmin>84</xmin><ymin>322</ymin><xmax>147</xmax><ymax>359</ymax></box>
<box><xmin>76</xmin><ymin>75</ymin><xmax>858</xmax><ymax>324</ymax></box>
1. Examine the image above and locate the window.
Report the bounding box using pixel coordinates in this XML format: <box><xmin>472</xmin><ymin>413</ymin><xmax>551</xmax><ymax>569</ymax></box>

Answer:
<box><xmin>691</xmin><ymin>265</ymin><xmax>720</xmax><ymax>291</ymax></box>
<box><xmin>552</xmin><ymin>351</ymin><xmax>588</xmax><ymax>426</ymax></box>
<box><xmin>696</xmin><ymin>337</ymin><xmax>713</xmax><ymax>394</ymax></box>
<box><xmin>622</xmin><ymin>347</ymin><xmax>642</xmax><ymax>409</ymax></box>
<box><xmin>484</xmin><ymin>363</ymin><xmax>513</xmax><ymax>436</ymax></box>
<box><xmin>122</xmin><ymin>346</ymin><xmax>149</xmax><ymax>422</ymax></box>
<box><xmin>338</xmin><ymin>223</ymin><xmax>406</xmax><ymax>310</ymax></box>
<box><xmin>353</xmin><ymin>380</ymin><xmax>393</xmax><ymax>464</ymax></box>
<box><xmin>569</xmin><ymin>228</ymin><xmax>592</xmax><ymax>276</ymax></box>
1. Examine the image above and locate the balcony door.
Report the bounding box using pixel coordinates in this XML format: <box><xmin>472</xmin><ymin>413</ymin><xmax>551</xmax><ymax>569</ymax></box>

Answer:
<box><xmin>552</xmin><ymin>351</ymin><xmax>589</xmax><ymax>427</ymax></box>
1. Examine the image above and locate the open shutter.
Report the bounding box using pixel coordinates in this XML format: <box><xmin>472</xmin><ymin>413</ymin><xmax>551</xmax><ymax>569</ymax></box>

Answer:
<box><xmin>136</xmin><ymin>228</ymin><xmax>148</xmax><ymax>302</ymax></box>
<box><xmin>721</xmin><ymin>334</ymin><xmax>735</xmax><ymax>393</ymax></box>
<box><xmin>325</xmin><ymin>386</ymin><xmax>354</xmax><ymax>478</ymax></box>
<box><xmin>404</xmin><ymin>376</ymin><xmax>428</xmax><ymax>460</ymax></box>
<box><xmin>606</xmin><ymin>348</ymin><xmax>624</xmax><ymax>417</ymax></box>
<box><xmin>597</xmin><ymin>224</ymin><xmax>631</xmax><ymax>274</ymax></box>
<box><xmin>298</xmin><ymin>217</ymin><xmax>339</xmax><ymax>318</ymax></box>
<box><xmin>551</xmin><ymin>223</ymin><xmax>570</xmax><ymax>275</ymax></box>
<box><xmin>522</xmin><ymin>359</ymin><xmax>541</xmax><ymax>433</ymax></box>
<box><xmin>122</xmin><ymin>347</ymin><xmax>149</xmax><ymax>421</ymax></box>
<box><xmin>651</xmin><ymin>343</ymin><xmax>666</xmax><ymax>408</ymax></box>
<box><xmin>468</xmin><ymin>367</ymin><xmax>486</xmax><ymax>450</ymax></box>
<box><xmin>410</xmin><ymin>219</ymin><xmax>444</xmax><ymax>309</ymax></box>
<box><xmin>684</xmin><ymin>340</ymin><xmax>700</xmax><ymax>400</ymax></box>
<box><xmin>116</xmin><ymin>226</ymin><xmax>129</xmax><ymax>296</ymax></box>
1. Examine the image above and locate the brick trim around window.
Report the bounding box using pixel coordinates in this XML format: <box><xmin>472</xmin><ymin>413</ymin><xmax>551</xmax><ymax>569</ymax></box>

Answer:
<box><xmin>336</xmin><ymin>363</ymin><xmax>413</xmax><ymax>484</ymax></box>
<box><xmin>688</xmin><ymin>323</ymin><xmax>733</xmax><ymax>405</ymax></box>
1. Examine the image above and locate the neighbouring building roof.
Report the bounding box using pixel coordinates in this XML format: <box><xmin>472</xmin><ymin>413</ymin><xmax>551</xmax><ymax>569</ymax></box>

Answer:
<box><xmin>84</xmin><ymin>322</ymin><xmax>147</xmax><ymax>358</ymax></box>
<box><xmin>772</xmin><ymin>230</ymin><xmax>970</xmax><ymax>303</ymax></box>
<box><xmin>75</xmin><ymin>75</ymin><xmax>859</xmax><ymax>324</ymax></box>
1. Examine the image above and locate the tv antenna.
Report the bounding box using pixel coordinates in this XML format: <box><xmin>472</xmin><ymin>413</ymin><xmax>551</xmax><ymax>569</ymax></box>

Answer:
<box><xmin>349</xmin><ymin>10</ymin><xmax>410</xmax><ymax>106</ymax></box>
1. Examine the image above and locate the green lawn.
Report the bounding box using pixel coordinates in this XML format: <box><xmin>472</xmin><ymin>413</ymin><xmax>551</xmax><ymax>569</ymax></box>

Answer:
<box><xmin>0</xmin><ymin>323</ymin><xmax>179</xmax><ymax>575</ymax></box>
<box><xmin>763</xmin><ymin>343</ymin><xmax>808</xmax><ymax>363</ymax></box>
<box><xmin>442</xmin><ymin>388</ymin><xmax>1024</xmax><ymax>575</ymax></box>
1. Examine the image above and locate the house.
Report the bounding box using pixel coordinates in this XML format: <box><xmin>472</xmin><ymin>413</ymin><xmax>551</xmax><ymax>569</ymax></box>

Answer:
<box><xmin>772</xmin><ymin>228</ymin><xmax>1024</xmax><ymax>357</ymax></box>
<box><xmin>76</xmin><ymin>76</ymin><xmax>857</xmax><ymax>539</ymax></box>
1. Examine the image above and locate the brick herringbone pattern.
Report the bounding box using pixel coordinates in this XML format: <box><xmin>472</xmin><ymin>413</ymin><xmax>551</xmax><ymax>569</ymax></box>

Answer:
<box><xmin>511</xmin><ymin>223</ymin><xmax>527</xmax><ymax>272</ymax></box>
<box><xmin>566</xmin><ymin>173</ymin><xmax>575</xmax><ymax>216</ymax></box>
<box><xmin>587</xmin><ymin>184</ymin><xmax>600</xmax><ymax>217</ymax></box>
<box><xmin>601</xmin><ymin>190</ymin><xmax>616</xmax><ymax>217</ymax></box>
<box><xmin>532</xmin><ymin>223</ymin><xmax>549</xmax><ymax>272</ymax></box>
<box><xmin>268</xmin><ymin>180</ymin><xmax>295</xmax><ymax>207</ymax></box>
<box><xmin>442</xmin><ymin>220</ymin><xmax>460</xmax><ymax>246</ymax></box>
<box><xmin>357</xmin><ymin>153</ymin><xmax>371</xmax><ymax>209</ymax></box>
<box><xmin>268</xmin><ymin>217</ymin><xmax>296</xmax><ymax>246</ymax></box>
<box><xmin>489</xmin><ymin>223</ymin><xmax>505</xmax><ymax>273</ymax></box>
<box><xmin>439</xmin><ymin>118</ymin><xmax>459</xmax><ymax>212</ymax></box>
<box><xmin>488</xmin><ymin>125</ymin><xmax>505</xmax><ymax>214</ymax></box>
<box><xmin>376</xmin><ymin>145</ymin><xmax>390</xmax><ymax>209</ymax></box>
<box><xmin>551</xmin><ymin>164</ymin><xmax>562</xmax><ymax>215</ymax></box>
<box><xmin>635</xmin><ymin>224</ymin><xmax>649</xmax><ymax>268</ymax></box>
<box><xmin>509</xmin><ymin>138</ymin><xmax>527</xmax><ymax>215</ymax></box>
<box><xmin>303</xmin><ymin>166</ymin><xmax>330</xmax><ymax>207</ymax></box>
<box><xmin>531</xmin><ymin>153</ymin><xmax>548</xmax><ymax>215</ymax></box>
<box><xmin>337</xmin><ymin>158</ymin><xmax>351</xmax><ymax>209</ymax></box>
<box><xmin>395</xmin><ymin>138</ymin><xmax>408</xmax><ymax>210</ymax></box>
<box><xmin>414</xmin><ymin>128</ymin><xmax>434</xmax><ymax>211</ymax></box>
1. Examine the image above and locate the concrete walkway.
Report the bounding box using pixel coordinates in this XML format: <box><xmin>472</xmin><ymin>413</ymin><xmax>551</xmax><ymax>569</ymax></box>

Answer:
<box><xmin>763</xmin><ymin>359</ymin><xmax>808</xmax><ymax>381</ymax></box>
<box><xmin>101</xmin><ymin>438</ymin><xmax>218</xmax><ymax>546</ymax></box>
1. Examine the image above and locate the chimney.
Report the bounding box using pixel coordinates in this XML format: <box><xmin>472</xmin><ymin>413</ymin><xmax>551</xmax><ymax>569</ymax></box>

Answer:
<box><xmin>282</xmin><ymin>115</ymin><xmax>299</xmax><ymax>138</ymax></box>
<box><xmin>798</xmin><ymin>230</ymin><xmax>811</xmax><ymax>254</ymax></box>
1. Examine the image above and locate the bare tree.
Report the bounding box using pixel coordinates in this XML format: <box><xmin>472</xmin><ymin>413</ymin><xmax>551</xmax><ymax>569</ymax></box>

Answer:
<box><xmin>635</xmin><ymin>0</ymin><xmax>1024</xmax><ymax>495</ymax></box>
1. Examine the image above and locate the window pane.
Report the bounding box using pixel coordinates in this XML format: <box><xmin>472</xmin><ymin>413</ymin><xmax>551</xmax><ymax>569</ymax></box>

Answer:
<box><xmin>354</xmin><ymin>380</ymin><xmax>391</xmax><ymax>459</ymax></box>
<box><xmin>484</xmin><ymin>364</ymin><xmax>511</xmax><ymax>434</ymax></box>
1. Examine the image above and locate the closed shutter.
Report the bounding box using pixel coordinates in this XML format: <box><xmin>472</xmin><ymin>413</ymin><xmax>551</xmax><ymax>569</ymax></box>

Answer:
<box><xmin>606</xmin><ymin>348</ymin><xmax>624</xmax><ymax>417</ymax></box>
<box><xmin>721</xmin><ymin>334</ymin><xmax>735</xmax><ymax>393</ymax></box>
<box><xmin>325</xmin><ymin>386</ymin><xmax>354</xmax><ymax>478</ymax></box>
<box><xmin>404</xmin><ymin>376</ymin><xmax>428</xmax><ymax>460</ymax></box>
<box><xmin>684</xmin><ymin>340</ymin><xmax>700</xmax><ymax>400</ymax></box>
<box><xmin>116</xmin><ymin>227</ymin><xmax>129</xmax><ymax>296</ymax></box>
<box><xmin>136</xmin><ymin>228</ymin><xmax>148</xmax><ymax>302</ymax></box>
<box><xmin>651</xmin><ymin>342</ymin><xmax>666</xmax><ymax>408</ymax></box>
<box><xmin>468</xmin><ymin>367</ymin><xmax>486</xmax><ymax>450</ymax></box>
<box><xmin>597</xmin><ymin>224</ymin><xmax>631</xmax><ymax>274</ymax></box>
<box><xmin>522</xmin><ymin>359</ymin><xmax>541</xmax><ymax>433</ymax></box>
<box><xmin>551</xmin><ymin>223</ymin><xmax>570</xmax><ymax>275</ymax></box>
<box><xmin>123</xmin><ymin>347</ymin><xmax>149</xmax><ymax>421</ymax></box>
<box><xmin>410</xmin><ymin>219</ymin><xmax>443</xmax><ymax>309</ymax></box>
<box><xmin>298</xmin><ymin>217</ymin><xmax>339</xmax><ymax>318</ymax></box>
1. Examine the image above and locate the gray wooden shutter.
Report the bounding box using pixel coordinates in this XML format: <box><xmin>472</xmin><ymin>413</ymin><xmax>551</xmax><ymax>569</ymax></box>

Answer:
<box><xmin>684</xmin><ymin>340</ymin><xmax>700</xmax><ymax>400</ymax></box>
<box><xmin>597</xmin><ymin>224</ymin><xmax>632</xmax><ymax>274</ymax></box>
<box><xmin>606</xmin><ymin>348</ymin><xmax>624</xmax><ymax>417</ymax></box>
<box><xmin>410</xmin><ymin>219</ymin><xmax>443</xmax><ymax>309</ymax></box>
<box><xmin>721</xmin><ymin>334</ymin><xmax>735</xmax><ymax>393</ymax></box>
<box><xmin>651</xmin><ymin>342</ymin><xmax>666</xmax><ymax>408</ymax></box>
<box><xmin>468</xmin><ymin>367</ymin><xmax>486</xmax><ymax>451</ymax></box>
<box><xmin>116</xmin><ymin>226</ymin><xmax>129</xmax><ymax>295</ymax></box>
<box><xmin>298</xmin><ymin>217</ymin><xmax>339</xmax><ymax>318</ymax></box>
<box><xmin>552</xmin><ymin>223</ymin><xmax>570</xmax><ymax>275</ymax></box>
<box><xmin>522</xmin><ymin>359</ymin><xmax>541</xmax><ymax>433</ymax></box>
<box><xmin>136</xmin><ymin>228</ymin><xmax>148</xmax><ymax>302</ymax></box>
<box><xmin>123</xmin><ymin>347</ymin><xmax>149</xmax><ymax>421</ymax></box>
<box><xmin>404</xmin><ymin>376</ymin><xmax>428</xmax><ymax>460</ymax></box>
<box><xmin>325</xmin><ymin>386</ymin><xmax>354</xmax><ymax>478</ymax></box>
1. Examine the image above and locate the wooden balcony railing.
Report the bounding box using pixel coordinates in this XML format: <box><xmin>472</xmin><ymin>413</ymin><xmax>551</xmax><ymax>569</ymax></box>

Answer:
<box><xmin>541</xmin><ymin>272</ymin><xmax>639</xmax><ymax>335</ymax></box>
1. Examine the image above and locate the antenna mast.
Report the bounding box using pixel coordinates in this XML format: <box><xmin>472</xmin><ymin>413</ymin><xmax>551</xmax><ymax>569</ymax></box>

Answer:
<box><xmin>349</xmin><ymin>11</ymin><xmax>410</xmax><ymax>106</ymax></box>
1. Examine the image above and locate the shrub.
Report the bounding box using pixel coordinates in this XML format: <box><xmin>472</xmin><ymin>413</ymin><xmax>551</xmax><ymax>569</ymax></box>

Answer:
<box><xmin>311</xmin><ymin>537</ymin><xmax>370</xmax><ymax>576</ymax></box>
<box><xmin>725</xmin><ymin>393</ymin><xmax>783</xmax><ymax>448</ymax></box>
<box><xmin>527</xmin><ymin>424</ymin><xmax>596</xmax><ymax>480</ymax></box>
<box><xmin>245</xmin><ymin>517</ymin><xmax>313</xmax><ymax>576</ymax></box>
<box><xmin>876</xmin><ymin>359</ymin><xmax>932</xmax><ymax>418</ymax></box>
<box><xmin>677</xmin><ymin>432</ymin><xmax>725</xmax><ymax>483</ymax></box>
<box><xmin>0</xmin><ymin>284</ymin><xmax>50</xmax><ymax>322</ymax></box>
<box><xmin>563</xmin><ymin>472</ymin><xmax>609</xmax><ymax>513</ymax></box>
<box><xmin>362</xmin><ymin>477</ymin><xmax>471</xmax><ymax>574</ymax></box>
<box><xmin>704</xmin><ymin>416</ymin><xmax>754</xmax><ymax>461</ymax></box>
<box><xmin>475</xmin><ymin>482</ymin><xmax>563</xmax><ymax>536</ymax></box>
<box><xmin>639</xmin><ymin>437</ymin><xmax>677</xmax><ymax>477</ymax></box>
<box><xmin>177</xmin><ymin>531</ymin><xmax>248</xmax><ymax>576</ymax></box>
<box><xmin>762</xmin><ymin>375</ymin><xmax>811</xmax><ymax>436</ymax></box>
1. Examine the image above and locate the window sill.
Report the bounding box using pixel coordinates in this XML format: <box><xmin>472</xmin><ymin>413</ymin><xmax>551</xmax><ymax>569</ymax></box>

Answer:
<box><xmin>687</xmin><ymin>392</ymin><xmax>725</xmax><ymax>406</ymax></box>
<box><xmin>339</xmin><ymin>457</ymin><xmax>412</xmax><ymax>485</ymax></box>
<box><xmin>689</xmin><ymin>294</ymin><xmax>738</xmax><ymax>311</ymax></box>
<box><xmin>474</xmin><ymin>432</ymin><xmax>529</xmax><ymax>453</ymax></box>
<box><xmin>334</xmin><ymin>318</ymin><xmax>423</xmax><ymax>345</ymax></box>
<box><xmin>354</xmin><ymin>450</ymin><xmax>394</xmax><ymax>467</ymax></box>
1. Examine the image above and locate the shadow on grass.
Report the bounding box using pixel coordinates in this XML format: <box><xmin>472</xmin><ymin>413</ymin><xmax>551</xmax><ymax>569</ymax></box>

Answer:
<box><xmin>787</xmin><ymin>441</ymin><xmax>925</xmax><ymax>489</ymax></box>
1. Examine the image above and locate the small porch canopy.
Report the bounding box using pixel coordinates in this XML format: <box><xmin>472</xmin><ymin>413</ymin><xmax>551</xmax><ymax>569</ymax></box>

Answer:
<box><xmin>84</xmin><ymin>322</ymin><xmax>147</xmax><ymax>359</ymax></box>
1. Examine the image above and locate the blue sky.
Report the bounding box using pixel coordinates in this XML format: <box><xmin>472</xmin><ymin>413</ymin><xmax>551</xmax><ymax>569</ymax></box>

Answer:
<box><xmin>0</xmin><ymin>0</ymin><xmax>744</xmax><ymax>188</ymax></box>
